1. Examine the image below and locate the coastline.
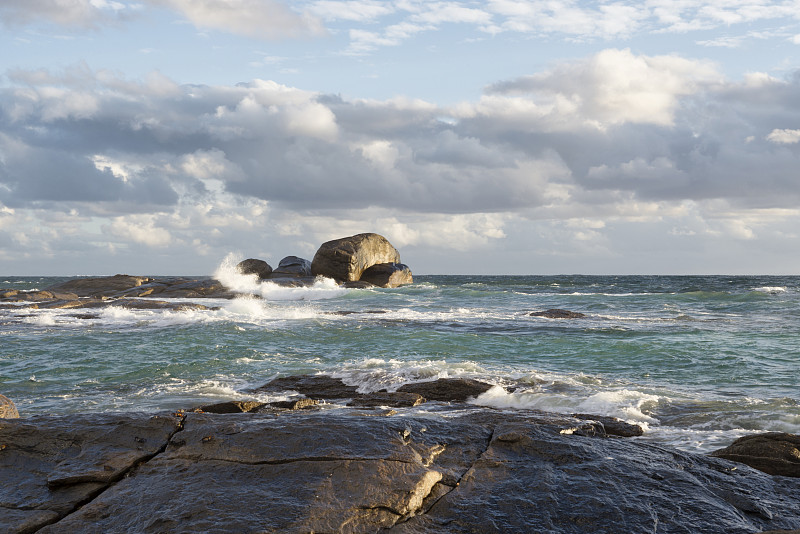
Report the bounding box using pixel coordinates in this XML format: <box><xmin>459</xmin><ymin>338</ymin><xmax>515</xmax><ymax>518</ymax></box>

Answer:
<box><xmin>3</xmin><ymin>400</ymin><xmax>800</xmax><ymax>533</ymax></box>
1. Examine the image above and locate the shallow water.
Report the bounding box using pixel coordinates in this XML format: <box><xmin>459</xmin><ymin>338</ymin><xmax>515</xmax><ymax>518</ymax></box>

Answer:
<box><xmin>2</xmin><ymin>266</ymin><xmax>799</xmax><ymax>454</ymax></box>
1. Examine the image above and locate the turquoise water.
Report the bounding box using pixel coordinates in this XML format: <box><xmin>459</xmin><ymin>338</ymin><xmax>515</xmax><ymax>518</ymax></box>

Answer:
<box><xmin>2</xmin><ymin>271</ymin><xmax>799</xmax><ymax>454</ymax></box>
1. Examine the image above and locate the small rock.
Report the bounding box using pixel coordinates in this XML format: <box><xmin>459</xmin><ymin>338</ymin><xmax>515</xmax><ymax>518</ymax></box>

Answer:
<box><xmin>359</xmin><ymin>262</ymin><xmax>413</xmax><ymax>288</ymax></box>
<box><xmin>252</xmin><ymin>375</ymin><xmax>359</xmax><ymax>400</ymax></box>
<box><xmin>348</xmin><ymin>392</ymin><xmax>426</xmax><ymax>408</ymax></box>
<box><xmin>0</xmin><ymin>394</ymin><xmax>20</xmax><ymax>418</ymax></box>
<box><xmin>272</xmin><ymin>256</ymin><xmax>312</xmax><ymax>277</ymax></box>
<box><xmin>267</xmin><ymin>398</ymin><xmax>320</xmax><ymax>410</ymax></box>
<box><xmin>236</xmin><ymin>259</ymin><xmax>273</xmax><ymax>280</ymax></box>
<box><xmin>397</xmin><ymin>378</ymin><xmax>495</xmax><ymax>402</ymax></box>
<box><xmin>571</xmin><ymin>413</ymin><xmax>644</xmax><ymax>437</ymax></box>
<box><xmin>197</xmin><ymin>401</ymin><xmax>265</xmax><ymax>414</ymax></box>
<box><xmin>529</xmin><ymin>309</ymin><xmax>586</xmax><ymax>319</ymax></box>
<box><xmin>710</xmin><ymin>432</ymin><xmax>800</xmax><ymax>477</ymax></box>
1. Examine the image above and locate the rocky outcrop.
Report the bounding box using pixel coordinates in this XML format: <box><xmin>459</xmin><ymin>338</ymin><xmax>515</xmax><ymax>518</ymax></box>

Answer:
<box><xmin>273</xmin><ymin>256</ymin><xmax>312</xmax><ymax>277</ymax></box>
<box><xmin>397</xmin><ymin>378</ymin><xmax>495</xmax><ymax>402</ymax></box>
<box><xmin>236</xmin><ymin>258</ymin><xmax>273</xmax><ymax>280</ymax></box>
<box><xmin>3</xmin><ymin>410</ymin><xmax>800</xmax><ymax>533</ymax></box>
<box><xmin>0</xmin><ymin>394</ymin><xmax>19</xmax><ymax>418</ymax></box>
<box><xmin>311</xmin><ymin>233</ymin><xmax>401</xmax><ymax>284</ymax></box>
<box><xmin>43</xmin><ymin>275</ymin><xmax>152</xmax><ymax>298</ymax></box>
<box><xmin>711</xmin><ymin>432</ymin><xmax>800</xmax><ymax>477</ymax></box>
<box><xmin>530</xmin><ymin>308</ymin><xmax>586</xmax><ymax>319</ymax></box>
<box><xmin>360</xmin><ymin>262</ymin><xmax>413</xmax><ymax>288</ymax></box>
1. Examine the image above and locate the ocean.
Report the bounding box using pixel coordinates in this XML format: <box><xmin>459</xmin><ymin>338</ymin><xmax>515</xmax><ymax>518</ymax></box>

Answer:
<box><xmin>2</xmin><ymin>261</ymin><xmax>799</xmax><ymax>455</ymax></box>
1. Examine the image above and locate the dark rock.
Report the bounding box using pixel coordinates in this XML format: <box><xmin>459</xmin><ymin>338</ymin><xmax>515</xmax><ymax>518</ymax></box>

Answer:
<box><xmin>272</xmin><ymin>256</ymin><xmax>312</xmax><ymax>276</ymax></box>
<box><xmin>236</xmin><ymin>258</ymin><xmax>273</xmax><ymax>280</ymax></box>
<box><xmin>530</xmin><ymin>308</ymin><xmax>586</xmax><ymax>319</ymax></box>
<box><xmin>710</xmin><ymin>432</ymin><xmax>800</xmax><ymax>477</ymax></box>
<box><xmin>571</xmin><ymin>413</ymin><xmax>644</xmax><ymax>437</ymax></box>
<box><xmin>45</xmin><ymin>275</ymin><xmax>152</xmax><ymax>298</ymax></box>
<box><xmin>311</xmin><ymin>233</ymin><xmax>401</xmax><ymax>282</ymax></box>
<box><xmin>348</xmin><ymin>392</ymin><xmax>426</xmax><ymax>408</ymax></box>
<box><xmin>0</xmin><ymin>413</ymin><xmax>182</xmax><ymax>532</ymax></box>
<box><xmin>0</xmin><ymin>394</ymin><xmax>19</xmax><ymax>418</ymax></box>
<box><xmin>252</xmin><ymin>374</ymin><xmax>359</xmax><ymax>399</ymax></box>
<box><xmin>5</xmin><ymin>410</ymin><xmax>800</xmax><ymax>533</ymax></box>
<box><xmin>359</xmin><ymin>262</ymin><xmax>413</xmax><ymax>288</ymax></box>
<box><xmin>196</xmin><ymin>401</ymin><xmax>265</xmax><ymax>414</ymax></box>
<box><xmin>266</xmin><ymin>398</ymin><xmax>320</xmax><ymax>410</ymax></box>
<box><xmin>397</xmin><ymin>378</ymin><xmax>495</xmax><ymax>402</ymax></box>
<box><xmin>343</xmin><ymin>280</ymin><xmax>377</xmax><ymax>288</ymax></box>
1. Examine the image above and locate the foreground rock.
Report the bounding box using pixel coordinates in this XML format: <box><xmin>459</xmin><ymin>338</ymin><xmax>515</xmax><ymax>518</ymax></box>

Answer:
<box><xmin>311</xmin><ymin>233</ymin><xmax>409</xmax><ymax>286</ymax></box>
<box><xmin>2</xmin><ymin>410</ymin><xmax>800</xmax><ymax>533</ymax></box>
<box><xmin>359</xmin><ymin>262</ymin><xmax>413</xmax><ymax>288</ymax></box>
<box><xmin>0</xmin><ymin>394</ymin><xmax>19</xmax><ymax>418</ymax></box>
<box><xmin>711</xmin><ymin>433</ymin><xmax>800</xmax><ymax>477</ymax></box>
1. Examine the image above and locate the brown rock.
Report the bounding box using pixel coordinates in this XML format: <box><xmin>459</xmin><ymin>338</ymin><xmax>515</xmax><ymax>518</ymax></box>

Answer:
<box><xmin>45</xmin><ymin>275</ymin><xmax>152</xmax><ymax>298</ymax></box>
<box><xmin>236</xmin><ymin>258</ymin><xmax>273</xmax><ymax>280</ymax></box>
<box><xmin>266</xmin><ymin>398</ymin><xmax>320</xmax><ymax>410</ymax></box>
<box><xmin>359</xmin><ymin>262</ymin><xmax>413</xmax><ymax>288</ymax></box>
<box><xmin>529</xmin><ymin>308</ymin><xmax>586</xmax><ymax>319</ymax></box>
<box><xmin>348</xmin><ymin>392</ymin><xmax>426</xmax><ymax>408</ymax></box>
<box><xmin>0</xmin><ymin>394</ymin><xmax>19</xmax><ymax>418</ymax></box>
<box><xmin>397</xmin><ymin>378</ymin><xmax>495</xmax><ymax>402</ymax></box>
<box><xmin>710</xmin><ymin>432</ymin><xmax>800</xmax><ymax>477</ymax></box>
<box><xmin>311</xmin><ymin>233</ymin><xmax>401</xmax><ymax>282</ymax></box>
<box><xmin>196</xmin><ymin>401</ymin><xmax>265</xmax><ymax>414</ymax></box>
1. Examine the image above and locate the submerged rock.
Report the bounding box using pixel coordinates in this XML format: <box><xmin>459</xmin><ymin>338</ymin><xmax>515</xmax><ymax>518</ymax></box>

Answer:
<box><xmin>710</xmin><ymin>432</ymin><xmax>800</xmax><ymax>477</ymax></box>
<box><xmin>0</xmin><ymin>394</ymin><xmax>19</xmax><ymax>418</ymax></box>
<box><xmin>311</xmin><ymin>233</ymin><xmax>401</xmax><ymax>283</ymax></box>
<box><xmin>529</xmin><ymin>308</ymin><xmax>586</xmax><ymax>319</ymax></box>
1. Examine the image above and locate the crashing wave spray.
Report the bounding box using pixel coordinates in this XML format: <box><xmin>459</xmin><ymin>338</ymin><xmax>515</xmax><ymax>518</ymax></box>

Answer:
<box><xmin>213</xmin><ymin>253</ymin><xmax>348</xmax><ymax>301</ymax></box>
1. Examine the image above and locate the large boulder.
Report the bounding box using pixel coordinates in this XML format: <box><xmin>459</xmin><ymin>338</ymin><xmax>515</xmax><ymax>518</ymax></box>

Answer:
<box><xmin>710</xmin><ymin>432</ymin><xmax>800</xmax><ymax>477</ymax></box>
<box><xmin>0</xmin><ymin>394</ymin><xmax>19</xmax><ymax>418</ymax></box>
<box><xmin>273</xmin><ymin>256</ymin><xmax>312</xmax><ymax>277</ymax></box>
<box><xmin>236</xmin><ymin>258</ymin><xmax>272</xmax><ymax>280</ymax></box>
<box><xmin>360</xmin><ymin>263</ymin><xmax>413</xmax><ymax>288</ymax></box>
<box><xmin>311</xmin><ymin>233</ymin><xmax>401</xmax><ymax>283</ymax></box>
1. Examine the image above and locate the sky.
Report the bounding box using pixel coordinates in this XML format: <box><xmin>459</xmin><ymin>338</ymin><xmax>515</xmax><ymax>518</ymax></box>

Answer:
<box><xmin>1</xmin><ymin>1</ymin><xmax>800</xmax><ymax>275</ymax></box>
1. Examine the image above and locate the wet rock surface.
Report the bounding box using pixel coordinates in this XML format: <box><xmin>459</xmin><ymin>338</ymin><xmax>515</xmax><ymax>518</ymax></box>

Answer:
<box><xmin>711</xmin><ymin>433</ymin><xmax>800</xmax><ymax>477</ymax></box>
<box><xmin>0</xmin><ymin>394</ymin><xmax>19</xmax><ymax>419</ymax></box>
<box><xmin>2</xmin><ymin>410</ymin><xmax>800</xmax><ymax>533</ymax></box>
<box><xmin>397</xmin><ymin>377</ymin><xmax>495</xmax><ymax>402</ymax></box>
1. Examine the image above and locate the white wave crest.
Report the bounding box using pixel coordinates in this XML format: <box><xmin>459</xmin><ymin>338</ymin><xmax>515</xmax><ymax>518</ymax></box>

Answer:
<box><xmin>214</xmin><ymin>253</ymin><xmax>348</xmax><ymax>301</ymax></box>
<box><xmin>470</xmin><ymin>386</ymin><xmax>660</xmax><ymax>428</ymax></box>
<box><xmin>753</xmin><ymin>286</ymin><xmax>786</xmax><ymax>294</ymax></box>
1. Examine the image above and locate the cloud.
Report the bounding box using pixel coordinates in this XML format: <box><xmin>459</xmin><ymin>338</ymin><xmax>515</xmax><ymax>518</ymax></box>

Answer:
<box><xmin>2</xmin><ymin>49</ymin><xmax>800</xmax><ymax>273</ymax></box>
<box><xmin>766</xmin><ymin>128</ymin><xmax>800</xmax><ymax>144</ymax></box>
<box><xmin>149</xmin><ymin>0</ymin><xmax>325</xmax><ymax>39</ymax></box>
<box><xmin>0</xmin><ymin>0</ymin><xmax>130</xmax><ymax>29</ymax></box>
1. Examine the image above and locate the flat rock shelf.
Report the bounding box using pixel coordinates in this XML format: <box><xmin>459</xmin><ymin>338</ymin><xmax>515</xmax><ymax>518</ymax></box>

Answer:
<box><xmin>2</xmin><ymin>407</ymin><xmax>800</xmax><ymax>534</ymax></box>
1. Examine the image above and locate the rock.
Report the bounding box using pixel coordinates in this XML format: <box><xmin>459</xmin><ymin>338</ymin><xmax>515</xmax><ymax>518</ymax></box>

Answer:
<box><xmin>236</xmin><ymin>258</ymin><xmax>273</xmax><ymax>280</ymax></box>
<box><xmin>570</xmin><ymin>413</ymin><xmax>644</xmax><ymax>437</ymax></box>
<box><xmin>397</xmin><ymin>378</ymin><xmax>495</xmax><ymax>402</ymax></box>
<box><xmin>311</xmin><ymin>233</ymin><xmax>401</xmax><ymax>283</ymax></box>
<box><xmin>266</xmin><ymin>398</ymin><xmax>320</xmax><ymax>410</ymax></box>
<box><xmin>529</xmin><ymin>308</ymin><xmax>586</xmax><ymax>319</ymax></box>
<box><xmin>359</xmin><ymin>262</ymin><xmax>413</xmax><ymax>288</ymax></box>
<box><xmin>0</xmin><ymin>394</ymin><xmax>19</xmax><ymax>418</ymax></box>
<box><xmin>252</xmin><ymin>374</ymin><xmax>360</xmax><ymax>399</ymax></box>
<box><xmin>5</xmin><ymin>410</ymin><xmax>800</xmax><ymax>533</ymax></box>
<box><xmin>348</xmin><ymin>392</ymin><xmax>426</xmax><ymax>408</ymax></box>
<box><xmin>196</xmin><ymin>401</ymin><xmax>265</xmax><ymax>414</ymax></box>
<box><xmin>0</xmin><ymin>413</ymin><xmax>183</xmax><ymax>532</ymax></box>
<box><xmin>45</xmin><ymin>274</ymin><xmax>152</xmax><ymax>298</ymax></box>
<box><xmin>710</xmin><ymin>432</ymin><xmax>800</xmax><ymax>477</ymax></box>
<box><xmin>272</xmin><ymin>256</ymin><xmax>312</xmax><ymax>277</ymax></box>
